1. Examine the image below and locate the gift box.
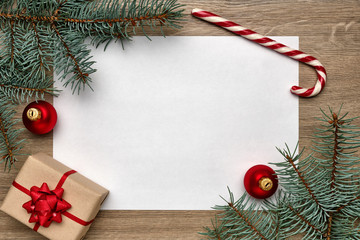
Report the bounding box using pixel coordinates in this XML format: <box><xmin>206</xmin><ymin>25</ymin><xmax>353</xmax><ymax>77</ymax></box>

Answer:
<box><xmin>0</xmin><ymin>153</ymin><xmax>109</xmax><ymax>240</ymax></box>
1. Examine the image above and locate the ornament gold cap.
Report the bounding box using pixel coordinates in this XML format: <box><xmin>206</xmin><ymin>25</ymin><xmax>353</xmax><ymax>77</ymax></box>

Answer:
<box><xmin>27</xmin><ymin>108</ymin><xmax>41</xmax><ymax>121</ymax></box>
<box><xmin>259</xmin><ymin>177</ymin><xmax>273</xmax><ymax>191</ymax></box>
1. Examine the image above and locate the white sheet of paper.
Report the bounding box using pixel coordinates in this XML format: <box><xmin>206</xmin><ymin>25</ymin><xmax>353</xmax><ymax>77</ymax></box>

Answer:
<box><xmin>53</xmin><ymin>36</ymin><xmax>298</xmax><ymax>210</ymax></box>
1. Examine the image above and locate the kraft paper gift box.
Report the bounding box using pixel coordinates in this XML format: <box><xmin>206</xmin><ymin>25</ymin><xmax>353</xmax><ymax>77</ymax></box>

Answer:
<box><xmin>0</xmin><ymin>153</ymin><xmax>109</xmax><ymax>240</ymax></box>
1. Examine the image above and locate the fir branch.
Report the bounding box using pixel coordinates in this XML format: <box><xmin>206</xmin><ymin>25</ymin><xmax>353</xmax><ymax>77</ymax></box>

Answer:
<box><xmin>64</xmin><ymin>12</ymin><xmax>171</xmax><ymax>24</ymax></box>
<box><xmin>0</xmin><ymin>96</ymin><xmax>24</xmax><ymax>171</ymax></box>
<box><xmin>329</xmin><ymin>112</ymin><xmax>342</xmax><ymax>190</ymax></box>
<box><xmin>284</xmin><ymin>153</ymin><xmax>321</xmax><ymax>206</ymax></box>
<box><xmin>21</xmin><ymin>21</ymin><xmax>53</xmax><ymax>80</ymax></box>
<box><xmin>0</xmin><ymin>66</ymin><xmax>59</xmax><ymax>103</ymax></box>
<box><xmin>52</xmin><ymin>22</ymin><xmax>92</xmax><ymax>92</ymax></box>
<box><xmin>73</xmin><ymin>0</ymin><xmax>185</xmax><ymax>47</ymax></box>
<box><xmin>0</xmin><ymin>83</ymin><xmax>47</xmax><ymax>93</ymax></box>
<box><xmin>275</xmin><ymin>144</ymin><xmax>337</xmax><ymax>211</ymax></box>
<box><xmin>201</xmin><ymin>217</ymin><xmax>230</xmax><ymax>240</ymax></box>
<box><xmin>0</xmin><ymin>82</ymin><xmax>59</xmax><ymax>103</ymax></box>
<box><xmin>31</xmin><ymin>21</ymin><xmax>46</xmax><ymax>71</ymax></box>
<box><xmin>202</xmin><ymin>189</ymin><xmax>277</xmax><ymax>240</ymax></box>
<box><xmin>313</xmin><ymin>107</ymin><xmax>360</xmax><ymax>200</ymax></box>
<box><xmin>54</xmin><ymin>0</ymin><xmax>68</xmax><ymax>17</ymax></box>
<box><xmin>9</xmin><ymin>19</ymin><xmax>14</xmax><ymax>66</ymax></box>
<box><xmin>0</xmin><ymin>0</ymin><xmax>185</xmax><ymax>93</ymax></box>
<box><xmin>227</xmin><ymin>202</ymin><xmax>268</xmax><ymax>240</ymax></box>
<box><xmin>0</xmin><ymin>4</ymin><xmax>178</xmax><ymax>25</ymax></box>
<box><xmin>328</xmin><ymin>214</ymin><xmax>360</xmax><ymax>239</ymax></box>
<box><xmin>336</xmin><ymin>195</ymin><xmax>360</xmax><ymax>216</ymax></box>
<box><xmin>326</xmin><ymin>214</ymin><xmax>333</xmax><ymax>240</ymax></box>
<box><xmin>0</xmin><ymin>1</ymin><xmax>14</xmax><ymax>11</ymax></box>
<box><xmin>287</xmin><ymin>203</ymin><xmax>323</xmax><ymax>235</ymax></box>
<box><xmin>275</xmin><ymin>196</ymin><xmax>326</xmax><ymax>239</ymax></box>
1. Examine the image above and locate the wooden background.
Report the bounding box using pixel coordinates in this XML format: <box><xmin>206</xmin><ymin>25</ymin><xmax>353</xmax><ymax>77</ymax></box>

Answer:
<box><xmin>1</xmin><ymin>0</ymin><xmax>360</xmax><ymax>239</ymax></box>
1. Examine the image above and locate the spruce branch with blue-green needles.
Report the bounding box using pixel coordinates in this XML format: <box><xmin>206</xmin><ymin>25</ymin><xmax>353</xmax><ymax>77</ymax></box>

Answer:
<box><xmin>0</xmin><ymin>95</ymin><xmax>25</xmax><ymax>172</ymax></box>
<box><xmin>201</xmin><ymin>107</ymin><xmax>360</xmax><ymax>239</ymax></box>
<box><xmin>0</xmin><ymin>0</ymin><xmax>184</xmax><ymax>94</ymax></box>
<box><xmin>0</xmin><ymin>0</ymin><xmax>185</xmax><ymax>170</ymax></box>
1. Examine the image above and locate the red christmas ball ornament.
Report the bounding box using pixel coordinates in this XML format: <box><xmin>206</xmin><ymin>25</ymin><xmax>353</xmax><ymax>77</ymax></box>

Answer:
<box><xmin>22</xmin><ymin>101</ymin><xmax>57</xmax><ymax>135</ymax></box>
<box><xmin>244</xmin><ymin>164</ymin><xmax>278</xmax><ymax>199</ymax></box>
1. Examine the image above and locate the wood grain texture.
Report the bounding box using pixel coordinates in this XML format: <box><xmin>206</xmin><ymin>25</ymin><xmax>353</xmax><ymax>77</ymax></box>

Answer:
<box><xmin>1</xmin><ymin>0</ymin><xmax>359</xmax><ymax>239</ymax></box>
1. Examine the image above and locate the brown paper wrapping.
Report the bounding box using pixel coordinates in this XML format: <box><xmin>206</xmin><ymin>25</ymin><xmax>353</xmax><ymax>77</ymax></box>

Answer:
<box><xmin>0</xmin><ymin>153</ymin><xmax>109</xmax><ymax>240</ymax></box>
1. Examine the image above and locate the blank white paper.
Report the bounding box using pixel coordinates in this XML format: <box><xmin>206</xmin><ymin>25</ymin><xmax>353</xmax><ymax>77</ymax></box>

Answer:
<box><xmin>53</xmin><ymin>36</ymin><xmax>298</xmax><ymax>210</ymax></box>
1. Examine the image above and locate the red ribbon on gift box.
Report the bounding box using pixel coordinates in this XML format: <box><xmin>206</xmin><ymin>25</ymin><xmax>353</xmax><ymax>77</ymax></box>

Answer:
<box><xmin>12</xmin><ymin>170</ymin><xmax>94</xmax><ymax>232</ymax></box>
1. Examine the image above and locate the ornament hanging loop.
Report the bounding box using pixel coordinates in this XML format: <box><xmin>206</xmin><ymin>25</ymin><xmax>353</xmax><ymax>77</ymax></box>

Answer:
<box><xmin>27</xmin><ymin>108</ymin><xmax>41</xmax><ymax>121</ymax></box>
<box><xmin>259</xmin><ymin>177</ymin><xmax>273</xmax><ymax>191</ymax></box>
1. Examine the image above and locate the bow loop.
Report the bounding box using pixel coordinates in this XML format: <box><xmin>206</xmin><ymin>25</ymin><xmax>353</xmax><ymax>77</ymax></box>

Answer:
<box><xmin>52</xmin><ymin>212</ymin><xmax>63</xmax><ymax>223</ymax></box>
<box><xmin>56</xmin><ymin>199</ymin><xmax>71</xmax><ymax>212</ymax></box>
<box><xmin>39</xmin><ymin>213</ymin><xmax>52</xmax><ymax>226</ymax></box>
<box><xmin>52</xmin><ymin>188</ymin><xmax>64</xmax><ymax>199</ymax></box>
<box><xmin>29</xmin><ymin>213</ymin><xmax>39</xmax><ymax>223</ymax></box>
<box><xmin>23</xmin><ymin>200</ymin><xmax>34</xmax><ymax>213</ymax></box>
<box><xmin>39</xmin><ymin>183</ymin><xmax>51</xmax><ymax>194</ymax></box>
<box><xmin>30</xmin><ymin>189</ymin><xmax>43</xmax><ymax>202</ymax></box>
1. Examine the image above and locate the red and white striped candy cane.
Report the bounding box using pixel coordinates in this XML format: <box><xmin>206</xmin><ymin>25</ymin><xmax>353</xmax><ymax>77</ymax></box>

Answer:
<box><xmin>191</xmin><ymin>8</ymin><xmax>326</xmax><ymax>98</ymax></box>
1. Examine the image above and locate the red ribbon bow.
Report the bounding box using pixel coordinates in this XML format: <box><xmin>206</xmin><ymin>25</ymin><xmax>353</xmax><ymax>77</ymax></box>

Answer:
<box><xmin>13</xmin><ymin>170</ymin><xmax>94</xmax><ymax>232</ymax></box>
<box><xmin>22</xmin><ymin>182</ymin><xmax>71</xmax><ymax>227</ymax></box>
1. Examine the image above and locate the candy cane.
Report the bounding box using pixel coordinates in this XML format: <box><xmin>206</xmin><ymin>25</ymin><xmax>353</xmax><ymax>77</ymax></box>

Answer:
<box><xmin>191</xmin><ymin>8</ymin><xmax>326</xmax><ymax>98</ymax></box>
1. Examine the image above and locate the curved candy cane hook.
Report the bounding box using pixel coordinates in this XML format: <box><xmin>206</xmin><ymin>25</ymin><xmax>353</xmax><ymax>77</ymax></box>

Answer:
<box><xmin>191</xmin><ymin>8</ymin><xmax>326</xmax><ymax>98</ymax></box>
